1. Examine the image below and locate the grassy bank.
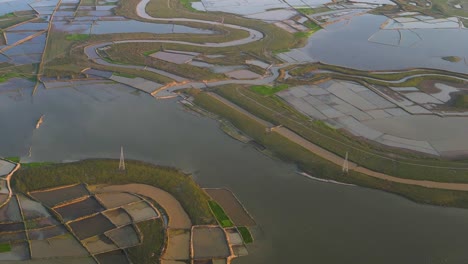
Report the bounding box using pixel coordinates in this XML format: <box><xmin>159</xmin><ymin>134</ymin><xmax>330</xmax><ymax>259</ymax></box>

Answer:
<box><xmin>12</xmin><ymin>159</ymin><xmax>215</xmax><ymax>225</ymax></box>
<box><xmin>211</xmin><ymin>85</ymin><xmax>468</xmax><ymax>183</ymax></box>
<box><xmin>190</xmin><ymin>90</ymin><xmax>468</xmax><ymax>208</ymax></box>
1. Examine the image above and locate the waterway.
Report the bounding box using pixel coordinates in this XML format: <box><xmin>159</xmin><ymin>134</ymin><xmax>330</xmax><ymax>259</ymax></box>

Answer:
<box><xmin>2</xmin><ymin>82</ymin><xmax>468</xmax><ymax>263</ymax></box>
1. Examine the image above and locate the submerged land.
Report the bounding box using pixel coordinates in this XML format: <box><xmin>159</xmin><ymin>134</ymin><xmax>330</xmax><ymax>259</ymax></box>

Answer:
<box><xmin>1</xmin><ymin>0</ymin><xmax>468</xmax><ymax>262</ymax></box>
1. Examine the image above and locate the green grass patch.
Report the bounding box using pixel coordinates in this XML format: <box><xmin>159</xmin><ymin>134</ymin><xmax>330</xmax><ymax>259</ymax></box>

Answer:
<box><xmin>208</xmin><ymin>200</ymin><xmax>234</xmax><ymax>228</ymax></box>
<box><xmin>5</xmin><ymin>157</ymin><xmax>20</xmax><ymax>163</ymax></box>
<box><xmin>113</xmin><ymin>72</ymin><xmax>136</xmax><ymax>79</ymax></box>
<box><xmin>442</xmin><ymin>56</ymin><xmax>462</xmax><ymax>63</ymax></box>
<box><xmin>127</xmin><ymin>219</ymin><xmax>164</xmax><ymax>264</ymax></box>
<box><xmin>65</xmin><ymin>34</ymin><xmax>90</xmax><ymax>41</ymax></box>
<box><xmin>296</xmin><ymin>7</ymin><xmax>330</xmax><ymax>15</ymax></box>
<box><xmin>12</xmin><ymin>159</ymin><xmax>215</xmax><ymax>225</ymax></box>
<box><xmin>237</xmin><ymin>226</ymin><xmax>253</xmax><ymax>244</ymax></box>
<box><xmin>0</xmin><ymin>72</ymin><xmax>20</xmax><ymax>83</ymax></box>
<box><xmin>179</xmin><ymin>0</ymin><xmax>197</xmax><ymax>11</ymax></box>
<box><xmin>20</xmin><ymin>162</ymin><xmax>55</xmax><ymax>168</ymax></box>
<box><xmin>454</xmin><ymin>94</ymin><xmax>468</xmax><ymax>108</ymax></box>
<box><xmin>0</xmin><ymin>243</ymin><xmax>11</xmax><ymax>253</ymax></box>
<box><xmin>250</xmin><ymin>84</ymin><xmax>289</xmax><ymax>96</ymax></box>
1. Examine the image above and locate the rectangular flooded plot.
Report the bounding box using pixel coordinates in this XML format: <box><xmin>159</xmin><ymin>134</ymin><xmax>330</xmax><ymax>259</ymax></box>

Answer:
<box><xmin>105</xmin><ymin>225</ymin><xmax>139</xmax><ymax>248</ymax></box>
<box><xmin>164</xmin><ymin>229</ymin><xmax>190</xmax><ymax>260</ymax></box>
<box><xmin>122</xmin><ymin>201</ymin><xmax>158</xmax><ymax>222</ymax></box>
<box><xmin>18</xmin><ymin>195</ymin><xmax>52</xmax><ymax>220</ymax></box>
<box><xmin>0</xmin><ymin>159</ymin><xmax>15</xmax><ymax>176</ymax></box>
<box><xmin>0</xmin><ymin>242</ymin><xmax>29</xmax><ymax>261</ymax></box>
<box><xmin>0</xmin><ymin>222</ymin><xmax>24</xmax><ymax>232</ymax></box>
<box><xmin>28</xmin><ymin>225</ymin><xmax>68</xmax><ymax>240</ymax></box>
<box><xmin>31</xmin><ymin>184</ymin><xmax>89</xmax><ymax>207</ymax></box>
<box><xmin>192</xmin><ymin>226</ymin><xmax>230</xmax><ymax>259</ymax></box>
<box><xmin>69</xmin><ymin>213</ymin><xmax>116</xmax><ymax>240</ymax></box>
<box><xmin>103</xmin><ymin>208</ymin><xmax>132</xmax><ymax>226</ymax></box>
<box><xmin>0</xmin><ymin>196</ymin><xmax>22</xmax><ymax>222</ymax></box>
<box><xmin>95</xmin><ymin>250</ymin><xmax>129</xmax><ymax>264</ymax></box>
<box><xmin>30</xmin><ymin>234</ymin><xmax>89</xmax><ymax>258</ymax></box>
<box><xmin>205</xmin><ymin>189</ymin><xmax>255</xmax><ymax>226</ymax></box>
<box><xmin>95</xmin><ymin>192</ymin><xmax>141</xmax><ymax>209</ymax></box>
<box><xmin>83</xmin><ymin>235</ymin><xmax>118</xmax><ymax>254</ymax></box>
<box><xmin>54</xmin><ymin>196</ymin><xmax>104</xmax><ymax>222</ymax></box>
<box><xmin>25</xmin><ymin>216</ymin><xmax>60</xmax><ymax>229</ymax></box>
<box><xmin>0</xmin><ymin>231</ymin><xmax>26</xmax><ymax>243</ymax></box>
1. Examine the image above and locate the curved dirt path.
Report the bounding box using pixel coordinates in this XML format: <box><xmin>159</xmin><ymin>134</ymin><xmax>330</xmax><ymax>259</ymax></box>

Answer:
<box><xmin>207</xmin><ymin>92</ymin><xmax>468</xmax><ymax>191</ymax></box>
<box><xmin>94</xmin><ymin>183</ymin><xmax>192</xmax><ymax>229</ymax></box>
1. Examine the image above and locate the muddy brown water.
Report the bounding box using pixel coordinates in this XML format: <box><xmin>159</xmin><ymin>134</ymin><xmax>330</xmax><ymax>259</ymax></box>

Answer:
<box><xmin>3</xmin><ymin>83</ymin><xmax>468</xmax><ymax>263</ymax></box>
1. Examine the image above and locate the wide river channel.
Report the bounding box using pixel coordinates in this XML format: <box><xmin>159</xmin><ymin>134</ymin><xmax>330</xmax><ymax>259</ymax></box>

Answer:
<box><xmin>2</xmin><ymin>82</ymin><xmax>468</xmax><ymax>263</ymax></box>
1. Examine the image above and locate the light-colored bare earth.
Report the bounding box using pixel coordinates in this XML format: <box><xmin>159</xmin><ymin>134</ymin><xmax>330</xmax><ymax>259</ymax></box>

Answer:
<box><xmin>105</xmin><ymin>225</ymin><xmax>140</xmax><ymax>248</ymax></box>
<box><xmin>122</xmin><ymin>201</ymin><xmax>158</xmax><ymax>222</ymax></box>
<box><xmin>225</xmin><ymin>229</ymin><xmax>243</xmax><ymax>246</ymax></box>
<box><xmin>150</xmin><ymin>51</ymin><xmax>195</xmax><ymax>64</ymax></box>
<box><xmin>30</xmin><ymin>234</ymin><xmax>89</xmax><ymax>258</ymax></box>
<box><xmin>162</xmin><ymin>229</ymin><xmax>190</xmax><ymax>261</ymax></box>
<box><xmin>96</xmin><ymin>192</ymin><xmax>141</xmax><ymax>209</ymax></box>
<box><xmin>192</xmin><ymin>226</ymin><xmax>230</xmax><ymax>259</ymax></box>
<box><xmin>83</xmin><ymin>235</ymin><xmax>118</xmax><ymax>254</ymax></box>
<box><xmin>93</xmin><ymin>184</ymin><xmax>191</xmax><ymax>229</ymax></box>
<box><xmin>232</xmin><ymin>245</ymin><xmax>248</xmax><ymax>257</ymax></box>
<box><xmin>103</xmin><ymin>208</ymin><xmax>132</xmax><ymax>227</ymax></box>
<box><xmin>205</xmin><ymin>189</ymin><xmax>255</xmax><ymax>226</ymax></box>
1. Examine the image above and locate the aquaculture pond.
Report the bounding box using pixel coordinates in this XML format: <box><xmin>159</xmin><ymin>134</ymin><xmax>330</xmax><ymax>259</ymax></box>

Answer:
<box><xmin>2</xmin><ymin>82</ymin><xmax>468</xmax><ymax>263</ymax></box>
<box><xmin>298</xmin><ymin>14</ymin><xmax>468</xmax><ymax>73</ymax></box>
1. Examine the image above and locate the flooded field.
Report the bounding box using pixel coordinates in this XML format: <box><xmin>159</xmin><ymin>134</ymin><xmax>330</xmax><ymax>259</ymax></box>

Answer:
<box><xmin>54</xmin><ymin>197</ymin><xmax>104</xmax><ymax>222</ymax></box>
<box><xmin>30</xmin><ymin>184</ymin><xmax>89</xmax><ymax>207</ymax></box>
<box><xmin>105</xmin><ymin>225</ymin><xmax>139</xmax><ymax>248</ymax></box>
<box><xmin>95</xmin><ymin>250</ymin><xmax>129</xmax><ymax>264</ymax></box>
<box><xmin>205</xmin><ymin>189</ymin><xmax>255</xmax><ymax>226</ymax></box>
<box><xmin>192</xmin><ymin>226</ymin><xmax>230</xmax><ymax>259</ymax></box>
<box><xmin>69</xmin><ymin>214</ymin><xmax>116</xmax><ymax>240</ymax></box>
<box><xmin>96</xmin><ymin>192</ymin><xmax>141</xmax><ymax>209</ymax></box>
<box><xmin>103</xmin><ymin>208</ymin><xmax>132</xmax><ymax>226</ymax></box>
<box><xmin>295</xmin><ymin>14</ymin><xmax>468</xmax><ymax>73</ymax></box>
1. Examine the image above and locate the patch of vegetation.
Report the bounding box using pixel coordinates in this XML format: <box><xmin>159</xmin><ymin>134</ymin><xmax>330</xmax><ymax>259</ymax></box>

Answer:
<box><xmin>5</xmin><ymin>157</ymin><xmax>20</xmax><ymax>163</ymax></box>
<box><xmin>237</xmin><ymin>226</ymin><xmax>253</xmax><ymax>244</ymax></box>
<box><xmin>208</xmin><ymin>200</ymin><xmax>234</xmax><ymax>228</ymax></box>
<box><xmin>250</xmin><ymin>84</ymin><xmax>289</xmax><ymax>96</ymax></box>
<box><xmin>0</xmin><ymin>73</ymin><xmax>20</xmax><ymax>83</ymax></box>
<box><xmin>127</xmin><ymin>219</ymin><xmax>164</xmax><ymax>264</ymax></box>
<box><xmin>12</xmin><ymin>159</ymin><xmax>215</xmax><ymax>225</ymax></box>
<box><xmin>21</xmin><ymin>162</ymin><xmax>55</xmax><ymax>168</ymax></box>
<box><xmin>0</xmin><ymin>243</ymin><xmax>11</xmax><ymax>253</ymax></box>
<box><xmin>442</xmin><ymin>56</ymin><xmax>462</xmax><ymax>63</ymax></box>
<box><xmin>454</xmin><ymin>94</ymin><xmax>468</xmax><ymax>108</ymax></box>
<box><xmin>296</xmin><ymin>7</ymin><xmax>331</xmax><ymax>15</ymax></box>
<box><xmin>113</xmin><ymin>72</ymin><xmax>136</xmax><ymax>79</ymax></box>
<box><xmin>179</xmin><ymin>0</ymin><xmax>197</xmax><ymax>11</ymax></box>
<box><xmin>189</xmin><ymin>90</ymin><xmax>468</xmax><ymax>209</ymax></box>
<box><xmin>65</xmin><ymin>34</ymin><xmax>90</xmax><ymax>41</ymax></box>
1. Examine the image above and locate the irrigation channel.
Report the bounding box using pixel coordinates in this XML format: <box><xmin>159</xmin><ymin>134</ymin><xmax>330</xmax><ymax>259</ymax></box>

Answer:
<box><xmin>4</xmin><ymin>0</ymin><xmax>468</xmax><ymax>263</ymax></box>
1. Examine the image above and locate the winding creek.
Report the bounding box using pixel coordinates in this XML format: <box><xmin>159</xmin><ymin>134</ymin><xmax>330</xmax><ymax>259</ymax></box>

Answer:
<box><xmin>3</xmin><ymin>0</ymin><xmax>468</xmax><ymax>263</ymax></box>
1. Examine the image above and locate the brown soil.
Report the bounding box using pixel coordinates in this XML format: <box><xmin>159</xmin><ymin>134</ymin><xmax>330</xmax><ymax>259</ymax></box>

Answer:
<box><xmin>94</xmin><ymin>184</ymin><xmax>191</xmax><ymax>229</ymax></box>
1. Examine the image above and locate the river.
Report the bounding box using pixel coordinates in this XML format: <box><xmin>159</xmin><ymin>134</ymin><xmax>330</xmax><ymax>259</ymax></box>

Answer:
<box><xmin>2</xmin><ymin>82</ymin><xmax>468</xmax><ymax>263</ymax></box>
